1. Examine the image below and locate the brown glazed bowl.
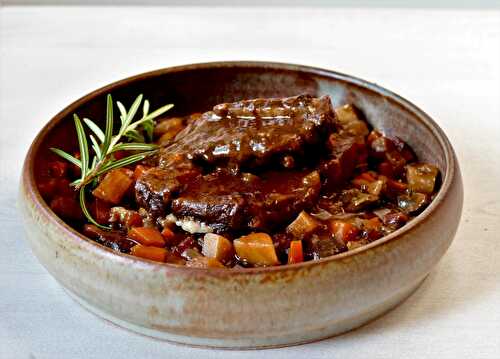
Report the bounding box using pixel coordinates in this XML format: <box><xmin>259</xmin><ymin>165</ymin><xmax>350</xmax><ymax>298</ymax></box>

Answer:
<box><xmin>19</xmin><ymin>61</ymin><xmax>463</xmax><ymax>349</ymax></box>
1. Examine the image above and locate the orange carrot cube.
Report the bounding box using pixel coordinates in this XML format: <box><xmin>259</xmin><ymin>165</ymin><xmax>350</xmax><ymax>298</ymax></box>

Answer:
<box><xmin>92</xmin><ymin>168</ymin><xmax>133</xmax><ymax>204</ymax></box>
<box><xmin>288</xmin><ymin>240</ymin><xmax>304</xmax><ymax>264</ymax></box>
<box><xmin>130</xmin><ymin>244</ymin><xmax>167</xmax><ymax>262</ymax></box>
<box><xmin>128</xmin><ymin>227</ymin><xmax>165</xmax><ymax>247</ymax></box>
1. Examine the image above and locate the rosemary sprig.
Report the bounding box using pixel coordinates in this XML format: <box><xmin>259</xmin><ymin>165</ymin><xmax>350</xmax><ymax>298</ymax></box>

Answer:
<box><xmin>51</xmin><ymin>94</ymin><xmax>173</xmax><ymax>229</ymax></box>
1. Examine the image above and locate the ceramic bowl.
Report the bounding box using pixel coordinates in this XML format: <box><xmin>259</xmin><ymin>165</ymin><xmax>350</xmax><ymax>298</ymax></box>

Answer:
<box><xmin>19</xmin><ymin>61</ymin><xmax>463</xmax><ymax>349</ymax></box>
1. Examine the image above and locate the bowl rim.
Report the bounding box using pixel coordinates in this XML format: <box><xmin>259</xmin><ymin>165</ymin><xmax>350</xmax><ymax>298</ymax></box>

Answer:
<box><xmin>21</xmin><ymin>60</ymin><xmax>457</xmax><ymax>276</ymax></box>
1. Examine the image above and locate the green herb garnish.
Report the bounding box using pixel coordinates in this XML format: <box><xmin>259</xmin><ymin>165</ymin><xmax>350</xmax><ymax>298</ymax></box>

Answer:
<box><xmin>51</xmin><ymin>94</ymin><xmax>173</xmax><ymax>229</ymax></box>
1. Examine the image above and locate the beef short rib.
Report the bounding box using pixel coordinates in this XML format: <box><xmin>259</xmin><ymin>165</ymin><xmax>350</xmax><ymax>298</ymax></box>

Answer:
<box><xmin>171</xmin><ymin>170</ymin><xmax>321</xmax><ymax>233</ymax></box>
<box><xmin>158</xmin><ymin>94</ymin><xmax>336</xmax><ymax>169</ymax></box>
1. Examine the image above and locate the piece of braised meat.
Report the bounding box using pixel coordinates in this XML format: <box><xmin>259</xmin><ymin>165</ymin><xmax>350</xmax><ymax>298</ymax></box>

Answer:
<box><xmin>158</xmin><ymin>94</ymin><xmax>337</xmax><ymax>169</ymax></box>
<box><xmin>319</xmin><ymin>134</ymin><xmax>368</xmax><ymax>191</ymax></box>
<box><xmin>171</xmin><ymin>169</ymin><xmax>321</xmax><ymax>233</ymax></box>
<box><xmin>135</xmin><ymin>159</ymin><xmax>201</xmax><ymax>218</ymax></box>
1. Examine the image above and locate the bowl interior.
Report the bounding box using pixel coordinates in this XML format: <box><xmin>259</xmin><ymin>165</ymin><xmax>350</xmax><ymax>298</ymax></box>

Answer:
<box><xmin>31</xmin><ymin>61</ymin><xmax>449</xmax><ymax>248</ymax></box>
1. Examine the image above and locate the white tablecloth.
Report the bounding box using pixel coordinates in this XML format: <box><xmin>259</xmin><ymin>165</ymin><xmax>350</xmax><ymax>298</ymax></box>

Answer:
<box><xmin>1</xmin><ymin>5</ymin><xmax>499</xmax><ymax>359</ymax></box>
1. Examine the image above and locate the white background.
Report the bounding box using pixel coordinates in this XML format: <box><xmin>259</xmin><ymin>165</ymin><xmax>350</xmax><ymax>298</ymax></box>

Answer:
<box><xmin>1</xmin><ymin>4</ymin><xmax>499</xmax><ymax>359</ymax></box>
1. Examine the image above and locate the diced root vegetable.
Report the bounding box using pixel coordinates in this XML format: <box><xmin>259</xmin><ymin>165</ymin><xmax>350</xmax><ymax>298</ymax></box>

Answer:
<box><xmin>202</xmin><ymin>233</ymin><xmax>234</xmax><ymax>264</ymax></box>
<box><xmin>352</xmin><ymin>172</ymin><xmax>382</xmax><ymax>194</ymax></box>
<box><xmin>341</xmin><ymin>189</ymin><xmax>379</xmax><ymax>212</ymax></box>
<box><xmin>330</xmin><ymin>220</ymin><xmax>359</xmax><ymax>243</ymax></box>
<box><xmin>367</xmin><ymin>179</ymin><xmax>386</xmax><ymax>196</ymax></box>
<box><xmin>288</xmin><ymin>240</ymin><xmax>304</xmax><ymax>264</ymax></box>
<box><xmin>363</xmin><ymin>217</ymin><xmax>383</xmax><ymax>241</ymax></box>
<box><xmin>287</xmin><ymin>211</ymin><xmax>320</xmax><ymax>239</ymax></box>
<box><xmin>186</xmin><ymin>257</ymin><xmax>225</xmax><ymax>268</ymax></box>
<box><xmin>130</xmin><ymin>244</ymin><xmax>167</xmax><ymax>262</ymax></box>
<box><xmin>406</xmin><ymin>163</ymin><xmax>439</xmax><ymax>194</ymax></box>
<box><xmin>397</xmin><ymin>193</ymin><xmax>429</xmax><ymax>214</ymax></box>
<box><xmin>161</xmin><ymin>226</ymin><xmax>175</xmax><ymax>240</ymax></box>
<box><xmin>128</xmin><ymin>227</ymin><xmax>165</xmax><ymax>247</ymax></box>
<box><xmin>335</xmin><ymin>104</ymin><xmax>369</xmax><ymax>137</ymax></box>
<box><xmin>92</xmin><ymin>168</ymin><xmax>134</xmax><ymax>204</ymax></box>
<box><xmin>234</xmin><ymin>233</ymin><xmax>279</xmax><ymax>266</ymax></box>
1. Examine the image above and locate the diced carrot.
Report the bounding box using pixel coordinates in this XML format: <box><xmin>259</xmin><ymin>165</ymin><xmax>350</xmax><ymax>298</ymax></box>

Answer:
<box><xmin>186</xmin><ymin>257</ymin><xmax>225</xmax><ymax>268</ymax></box>
<box><xmin>329</xmin><ymin>220</ymin><xmax>359</xmax><ymax>243</ymax></box>
<box><xmin>161</xmin><ymin>227</ymin><xmax>175</xmax><ymax>240</ymax></box>
<box><xmin>130</xmin><ymin>244</ymin><xmax>167</xmax><ymax>262</ymax></box>
<box><xmin>127</xmin><ymin>212</ymin><xmax>143</xmax><ymax>228</ymax></box>
<box><xmin>234</xmin><ymin>233</ymin><xmax>279</xmax><ymax>266</ymax></box>
<box><xmin>202</xmin><ymin>233</ymin><xmax>234</xmax><ymax>264</ymax></box>
<box><xmin>288</xmin><ymin>240</ymin><xmax>304</xmax><ymax>264</ymax></box>
<box><xmin>92</xmin><ymin>168</ymin><xmax>134</xmax><ymax>204</ymax></box>
<box><xmin>133</xmin><ymin>165</ymin><xmax>150</xmax><ymax>180</ymax></box>
<box><xmin>128</xmin><ymin>227</ymin><xmax>165</xmax><ymax>247</ymax></box>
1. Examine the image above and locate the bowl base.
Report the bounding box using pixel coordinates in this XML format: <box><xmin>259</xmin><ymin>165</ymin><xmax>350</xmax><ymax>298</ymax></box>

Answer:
<box><xmin>64</xmin><ymin>275</ymin><xmax>426</xmax><ymax>350</ymax></box>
